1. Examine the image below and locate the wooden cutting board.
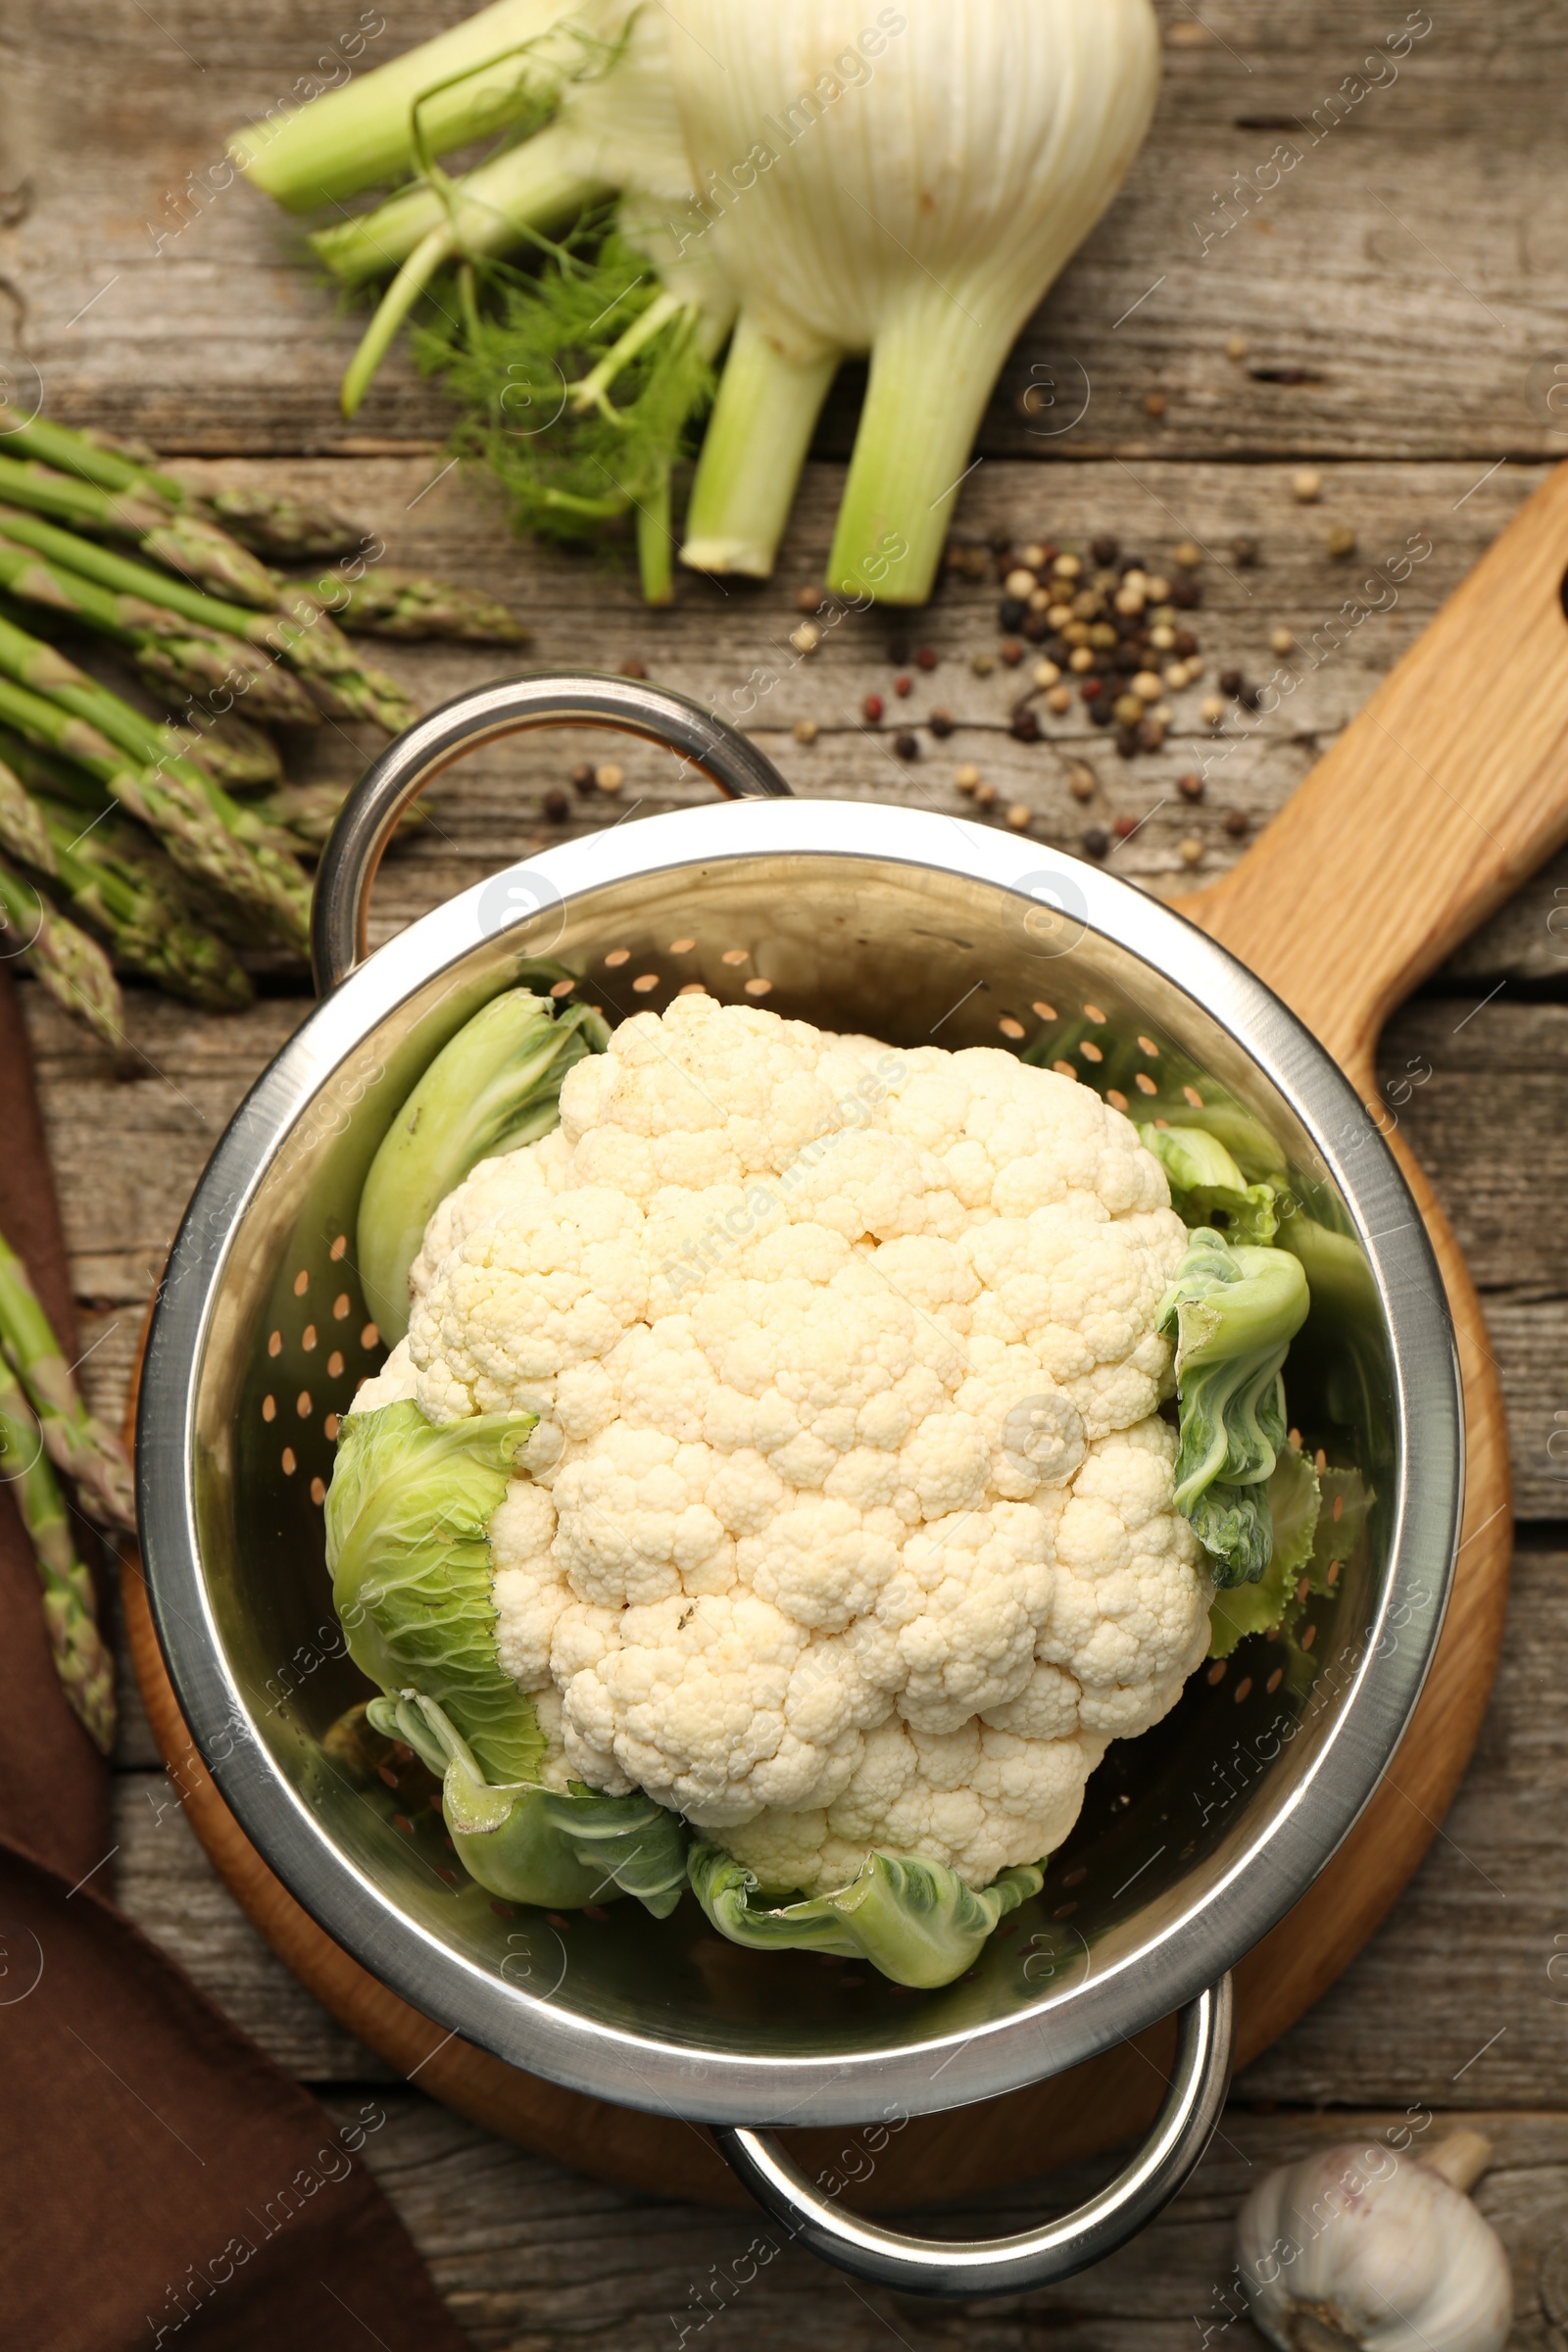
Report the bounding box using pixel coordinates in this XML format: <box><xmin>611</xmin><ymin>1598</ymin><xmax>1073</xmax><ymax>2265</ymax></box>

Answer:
<box><xmin>122</xmin><ymin>462</ymin><xmax>1568</xmax><ymax>2210</ymax></box>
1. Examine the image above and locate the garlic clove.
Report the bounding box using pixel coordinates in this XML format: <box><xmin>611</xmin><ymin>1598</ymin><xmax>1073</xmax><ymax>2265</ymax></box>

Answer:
<box><xmin>1237</xmin><ymin>2134</ymin><xmax>1512</xmax><ymax>2352</ymax></box>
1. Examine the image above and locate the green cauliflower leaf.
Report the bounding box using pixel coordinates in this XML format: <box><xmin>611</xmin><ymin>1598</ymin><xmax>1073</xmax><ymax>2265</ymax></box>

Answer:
<box><xmin>359</xmin><ymin>981</ymin><xmax>609</xmax><ymax>1343</ymax></box>
<box><xmin>1139</xmin><ymin>1120</ymin><xmax>1284</xmax><ymax>1244</ymax></box>
<box><xmin>325</xmin><ymin>1398</ymin><xmax>545</xmax><ymax>1785</ymax></box>
<box><xmin>1158</xmin><ymin>1228</ymin><xmax>1311</xmax><ymax>1589</ymax></box>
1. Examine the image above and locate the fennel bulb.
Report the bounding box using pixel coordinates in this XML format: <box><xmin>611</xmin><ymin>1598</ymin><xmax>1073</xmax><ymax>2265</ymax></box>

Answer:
<box><xmin>673</xmin><ymin>0</ymin><xmax>1161</xmax><ymax>601</ymax></box>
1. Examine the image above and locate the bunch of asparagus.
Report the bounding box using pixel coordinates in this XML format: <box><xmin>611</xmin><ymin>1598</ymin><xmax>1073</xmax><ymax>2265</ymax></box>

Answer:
<box><xmin>0</xmin><ymin>409</ymin><xmax>529</xmax><ymax>1042</ymax></box>
<box><xmin>0</xmin><ymin>1227</ymin><xmax>136</xmax><ymax>1753</ymax></box>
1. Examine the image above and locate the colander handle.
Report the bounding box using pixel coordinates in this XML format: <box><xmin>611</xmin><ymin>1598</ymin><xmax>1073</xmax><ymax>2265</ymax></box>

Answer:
<box><xmin>312</xmin><ymin>671</ymin><xmax>793</xmax><ymax>992</ymax></box>
<box><xmin>711</xmin><ymin>1973</ymin><xmax>1234</xmax><ymax>2299</ymax></box>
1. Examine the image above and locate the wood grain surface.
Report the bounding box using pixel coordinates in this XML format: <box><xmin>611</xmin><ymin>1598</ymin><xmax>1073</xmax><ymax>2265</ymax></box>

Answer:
<box><xmin>107</xmin><ymin>458</ymin><xmax>1556</xmax><ymax>2207</ymax></box>
<box><xmin>8</xmin><ymin>0</ymin><xmax>1568</xmax><ymax>2338</ymax></box>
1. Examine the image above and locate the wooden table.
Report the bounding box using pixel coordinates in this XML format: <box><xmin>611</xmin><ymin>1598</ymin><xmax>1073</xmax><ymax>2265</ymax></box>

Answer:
<box><xmin>7</xmin><ymin>3</ymin><xmax>1568</xmax><ymax>2341</ymax></box>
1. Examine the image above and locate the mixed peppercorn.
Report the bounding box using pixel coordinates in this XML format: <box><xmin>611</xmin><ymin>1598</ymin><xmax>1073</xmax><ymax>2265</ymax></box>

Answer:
<box><xmin>545</xmin><ymin>531</ymin><xmax>1282</xmax><ymax>862</ymax></box>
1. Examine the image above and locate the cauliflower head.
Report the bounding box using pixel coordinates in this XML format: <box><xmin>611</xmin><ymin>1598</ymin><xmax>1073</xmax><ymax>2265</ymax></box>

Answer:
<box><xmin>372</xmin><ymin>994</ymin><xmax>1211</xmax><ymax>1896</ymax></box>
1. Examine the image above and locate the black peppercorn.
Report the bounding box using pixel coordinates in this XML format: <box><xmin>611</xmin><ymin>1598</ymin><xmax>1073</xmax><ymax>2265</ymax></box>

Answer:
<box><xmin>543</xmin><ymin>788</ymin><xmax>570</xmax><ymax>821</ymax></box>
<box><xmin>1171</xmin><ymin>575</ymin><xmax>1202</xmax><ymax>609</ymax></box>
<box><xmin>1022</xmin><ymin>612</ymin><xmax>1053</xmax><ymax>643</ymax></box>
<box><xmin>1089</xmin><ymin>701</ymin><xmax>1114</xmax><ymax>727</ymax></box>
<box><xmin>1091</xmin><ymin>533</ymin><xmax>1120</xmax><ymax>567</ymax></box>
<box><xmin>1230</xmin><ymin>535</ymin><xmax>1260</xmax><ymax>568</ymax></box>
<box><xmin>1010</xmin><ymin>707</ymin><xmax>1042</xmax><ymax>743</ymax></box>
<box><xmin>1219</xmin><ymin>668</ymin><xmax>1245</xmax><ymax>697</ymax></box>
<box><xmin>570</xmin><ymin>761</ymin><xmax>597</xmax><ymax>796</ymax></box>
<box><xmin>893</xmin><ymin>730</ymin><xmax>920</xmax><ymax>760</ymax></box>
<box><xmin>1084</xmin><ymin>826</ymin><xmax>1109</xmax><ymax>857</ymax></box>
<box><xmin>1114</xmin><ymin>726</ymin><xmax>1140</xmax><ymax>760</ymax></box>
<box><xmin>929</xmin><ymin>707</ymin><xmax>956</xmax><ymax>739</ymax></box>
<box><xmin>999</xmin><ymin>597</ymin><xmax>1028</xmax><ymax>630</ymax></box>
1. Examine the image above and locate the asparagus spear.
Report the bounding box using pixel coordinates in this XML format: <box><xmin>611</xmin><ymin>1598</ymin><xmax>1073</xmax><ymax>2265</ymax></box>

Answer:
<box><xmin>0</xmin><ymin>663</ymin><xmax>312</xmax><ymax>950</ymax></box>
<box><xmin>0</xmin><ymin>622</ymin><xmax>297</xmax><ymax>857</ymax></box>
<box><xmin>5</xmin><ymin>710</ymin><xmax>283</xmax><ymax>805</ymax></box>
<box><xmin>0</xmin><ymin>452</ymin><xmax>284</xmax><ymax>611</ymax></box>
<box><xmin>0</xmin><ymin>406</ymin><xmax>366</xmax><ymax>563</ymax></box>
<box><xmin>287</xmin><ymin>566</ymin><xmax>529</xmax><ymax>643</ymax></box>
<box><xmin>161</xmin><ymin>711</ymin><xmax>284</xmax><ymax>789</ymax></box>
<box><xmin>0</xmin><ymin>855</ymin><xmax>124</xmax><ymax>1046</ymax></box>
<box><xmin>0</xmin><ymin>1357</ymin><xmax>115</xmax><ymax>1752</ymax></box>
<box><xmin>0</xmin><ymin>539</ymin><xmax>320</xmax><ymax>725</ymax></box>
<box><xmin>0</xmin><ymin>504</ymin><xmax>416</xmax><ymax>733</ymax></box>
<box><xmin>0</xmin><ymin>404</ymin><xmax>186</xmax><ymax>506</ymax></box>
<box><xmin>0</xmin><ymin>1228</ymin><xmax>136</xmax><ymax>1529</ymax></box>
<box><xmin>205</xmin><ymin>487</ymin><xmax>367</xmax><ymax>563</ymax></box>
<box><xmin>0</xmin><ymin>754</ymin><xmax>57</xmax><ymax>872</ymax></box>
<box><xmin>0</xmin><ymin>724</ymin><xmax>105</xmax><ymax>815</ymax></box>
<box><xmin>30</xmin><ymin>796</ymin><xmax>253</xmax><ymax>1011</ymax></box>
<box><xmin>256</xmin><ymin>776</ymin><xmax>428</xmax><ymax>854</ymax></box>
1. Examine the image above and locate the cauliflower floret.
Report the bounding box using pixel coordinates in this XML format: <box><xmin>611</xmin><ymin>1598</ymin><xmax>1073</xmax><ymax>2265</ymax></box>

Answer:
<box><xmin>405</xmin><ymin>995</ymin><xmax>1209</xmax><ymax>1891</ymax></box>
<box><xmin>722</xmin><ymin>1714</ymin><xmax>1102</xmax><ymax>1895</ymax></box>
<box><xmin>350</xmin><ymin>1332</ymin><xmax>420</xmax><ymax>1413</ymax></box>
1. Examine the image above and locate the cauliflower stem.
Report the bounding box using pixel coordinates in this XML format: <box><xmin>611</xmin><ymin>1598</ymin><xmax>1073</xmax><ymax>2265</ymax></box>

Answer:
<box><xmin>371</xmin><ymin>1689</ymin><xmax>689</xmax><ymax>1914</ymax></box>
<box><xmin>690</xmin><ymin>1843</ymin><xmax>1044</xmax><ymax>1989</ymax></box>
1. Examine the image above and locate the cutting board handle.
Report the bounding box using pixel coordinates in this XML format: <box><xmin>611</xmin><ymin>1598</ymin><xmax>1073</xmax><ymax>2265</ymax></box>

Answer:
<box><xmin>1186</xmin><ymin>462</ymin><xmax>1568</xmax><ymax>1072</ymax></box>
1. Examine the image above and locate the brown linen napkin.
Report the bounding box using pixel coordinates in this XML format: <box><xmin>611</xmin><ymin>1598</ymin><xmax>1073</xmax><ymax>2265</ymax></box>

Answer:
<box><xmin>0</xmin><ymin>967</ymin><xmax>469</xmax><ymax>2352</ymax></box>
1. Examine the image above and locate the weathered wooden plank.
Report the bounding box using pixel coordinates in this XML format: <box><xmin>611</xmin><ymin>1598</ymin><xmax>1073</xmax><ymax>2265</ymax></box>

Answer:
<box><xmin>1374</xmin><ymin>1001</ymin><xmax>1568</xmax><ymax>1519</ymax></box>
<box><xmin>4</xmin><ymin>4</ymin><xmax>1568</xmax><ymax>462</ymax></box>
<box><xmin>1239</xmin><ymin>1538</ymin><xmax>1568</xmax><ymax>2111</ymax></box>
<box><xmin>110</xmin><ymin>1763</ymin><xmax>396</xmax><ymax>2082</ymax></box>
<box><xmin>328</xmin><ymin>2091</ymin><xmax>1563</xmax><ymax>2351</ymax></box>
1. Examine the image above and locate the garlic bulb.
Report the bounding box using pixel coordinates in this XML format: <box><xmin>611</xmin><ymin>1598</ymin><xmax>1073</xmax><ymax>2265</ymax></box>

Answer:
<box><xmin>1237</xmin><ymin>2131</ymin><xmax>1511</xmax><ymax>2352</ymax></box>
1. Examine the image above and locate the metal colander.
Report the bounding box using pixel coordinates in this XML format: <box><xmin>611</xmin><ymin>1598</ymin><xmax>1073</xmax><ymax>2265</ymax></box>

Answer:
<box><xmin>139</xmin><ymin>676</ymin><xmax>1459</xmax><ymax>2298</ymax></box>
